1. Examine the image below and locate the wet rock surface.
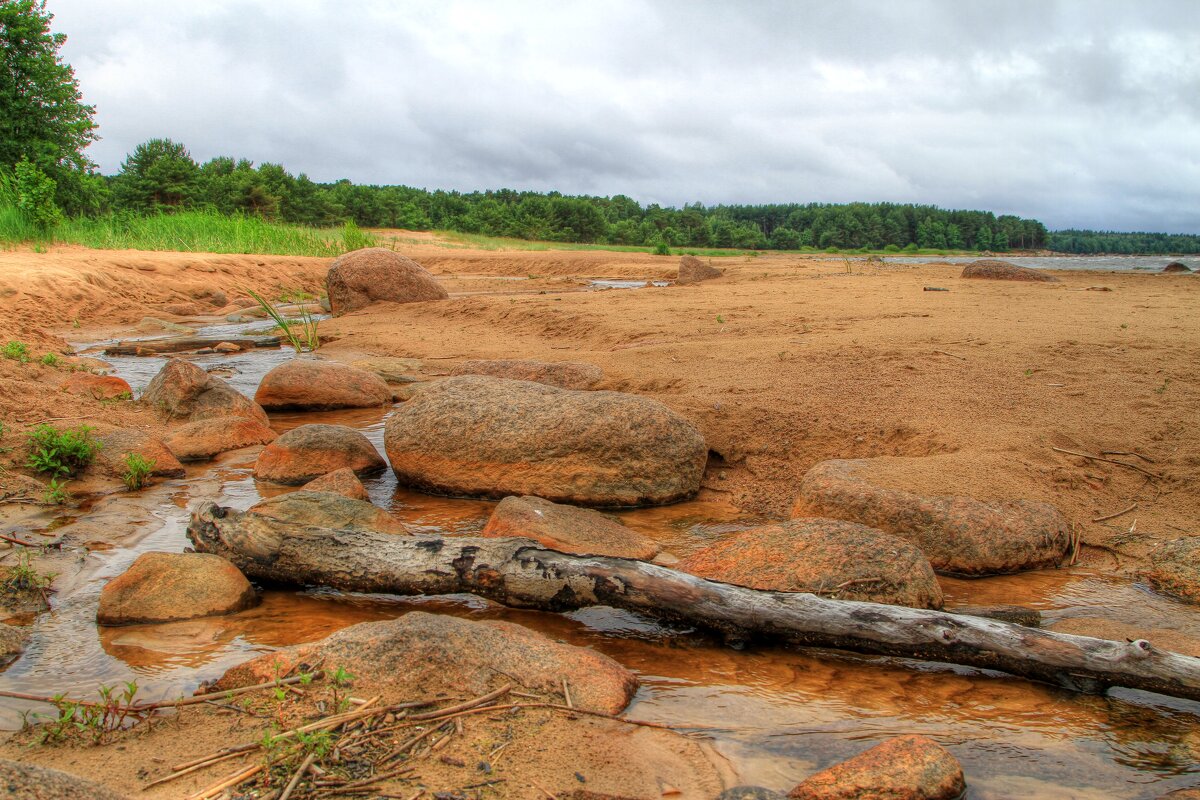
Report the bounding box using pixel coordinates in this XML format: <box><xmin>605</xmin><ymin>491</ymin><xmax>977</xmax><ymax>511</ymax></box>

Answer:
<box><xmin>383</xmin><ymin>376</ymin><xmax>707</xmax><ymax>507</ymax></box>
<box><xmin>254</xmin><ymin>423</ymin><xmax>386</xmax><ymax>485</ymax></box>
<box><xmin>679</xmin><ymin>517</ymin><xmax>944</xmax><ymax>608</ymax></box>
<box><xmin>449</xmin><ymin>359</ymin><xmax>603</xmax><ymax>390</ymax></box>
<box><xmin>792</xmin><ymin>459</ymin><xmax>1071</xmax><ymax>576</ymax></box>
<box><xmin>1145</xmin><ymin>537</ymin><xmax>1200</xmax><ymax>604</ymax></box>
<box><xmin>248</xmin><ymin>490</ymin><xmax>408</xmax><ymax>534</ymax></box>
<box><xmin>0</xmin><ymin>758</ymin><xmax>128</xmax><ymax>799</ymax></box>
<box><xmin>326</xmin><ymin>248</ymin><xmax>448</xmax><ymax>315</ymax></box>
<box><xmin>140</xmin><ymin>358</ymin><xmax>269</xmax><ymax>425</ymax></box>
<box><xmin>678</xmin><ymin>255</ymin><xmax>723</xmax><ymax>284</ymax></box>
<box><xmin>254</xmin><ymin>358</ymin><xmax>391</xmax><ymax>410</ymax></box>
<box><xmin>162</xmin><ymin>417</ymin><xmax>276</xmax><ymax>461</ymax></box>
<box><xmin>213</xmin><ymin>611</ymin><xmax>638</xmax><ymax>714</ymax></box>
<box><xmin>301</xmin><ymin>467</ymin><xmax>370</xmax><ymax>500</ymax></box>
<box><xmin>788</xmin><ymin>734</ymin><xmax>966</xmax><ymax>800</ymax></box>
<box><xmin>97</xmin><ymin>551</ymin><xmax>258</xmax><ymax>626</ymax></box>
<box><xmin>960</xmin><ymin>259</ymin><xmax>1058</xmax><ymax>282</ymax></box>
<box><xmin>482</xmin><ymin>495</ymin><xmax>661</xmax><ymax>560</ymax></box>
<box><xmin>719</xmin><ymin>789</ymin><xmax>788</xmax><ymax>800</ymax></box>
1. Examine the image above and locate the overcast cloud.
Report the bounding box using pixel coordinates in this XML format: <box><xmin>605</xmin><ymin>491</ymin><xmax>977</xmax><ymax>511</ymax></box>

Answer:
<box><xmin>47</xmin><ymin>0</ymin><xmax>1200</xmax><ymax>232</ymax></box>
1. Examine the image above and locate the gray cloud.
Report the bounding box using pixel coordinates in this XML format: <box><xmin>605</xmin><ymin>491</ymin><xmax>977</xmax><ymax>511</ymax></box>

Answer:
<box><xmin>48</xmin><ymin>0</ymin><xmax>1200</xmax><ymax>232</ymax></box>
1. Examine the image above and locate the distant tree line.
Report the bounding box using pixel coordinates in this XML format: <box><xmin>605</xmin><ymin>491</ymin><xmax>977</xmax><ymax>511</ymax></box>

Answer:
<box><xmin>1048</xmin><ymin>230</ymin><xmax>1200</xmax><ymax>255</ymax></box>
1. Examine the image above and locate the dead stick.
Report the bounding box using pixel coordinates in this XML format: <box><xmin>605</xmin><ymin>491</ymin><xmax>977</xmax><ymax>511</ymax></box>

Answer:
<box><xmin>0</xmin><ymin>533</ymin><xmax>42</xmax><ymax>548</ymax></box>
<box><xmin>1100</xmin><ymin>450</ymin><xmax>1156</xmax><ymax>464</ymax></box>
<box><xmin>1051</xmin><ymin>447</ymin><xmax>1162</xmax><ymax>479</ymax></box>
<box><xmin>278</xmin><ymin>751</ymin><xmax>317</xmax><ymax>800</ymax></box>
<box><xmin>187</xmin><ymin>763</ymin><xmax>262</xmax><ymax>800</ymax></box>
<box><xmin>1092</xmin><ymin>503</ymin><xmax>1138</xmax><ymax>523</ymax></box>
<box><xmin>143</xmin><ymin>749</ymin><xmax>249</xmax><ymax>790</ymax></box>
<box><xmin>406</xmin><ymin>684</ymin><xmax>512</xmax><ymax>721</ymax></box>
<box><xmin>932</xmin><ymin>349</ymin><xmax>966</xmax><ymax>360</ymax></box>
<box><xmin>561</xmin><ymin>677</ymin><xmax>573</xmax><ymax>710</ymax></box>
<box><xmin>144</xmin><ymin>671</ymin><xmax>324</xmax><ymax>711</ymax></box>
<box><xmin>530</xmin><ymin>777</ymin><xmax>558</xmax><ymax>800</ymax></box>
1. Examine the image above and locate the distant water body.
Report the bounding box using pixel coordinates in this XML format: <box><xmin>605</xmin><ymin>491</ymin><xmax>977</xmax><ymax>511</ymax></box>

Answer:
<box><xmin>882</xmin><ymin>255</ymin><xmax>1196</xmax><ymax>273</ymax></box>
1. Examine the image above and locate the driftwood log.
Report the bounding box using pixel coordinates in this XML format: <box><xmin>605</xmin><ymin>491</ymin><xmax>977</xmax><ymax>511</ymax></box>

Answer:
<box><xmin>103</xmin><ymin>336</ymin><xmax>282</xmax><ymax>356</ymax></box>
<box><xmin>187</xmin><ymin>502</ymin><xmax>1200</xmax><ymax>703</ymax></box>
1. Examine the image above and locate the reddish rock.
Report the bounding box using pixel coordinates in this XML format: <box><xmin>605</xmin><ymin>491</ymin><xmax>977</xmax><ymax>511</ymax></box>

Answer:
<box><xmin>302</xmin><ymin>467</ymin><xmax>370</xmax><ymax>500</ymax></box>
<box><xmin>92</xmin><ymin>426</ymin><xmax>186</xmax><ymax>478</ymax></box>
<box><xmin>326</xmin><ymin>248</ymin><xmax>448</xmax><ymax>315</ymax></box>
<box><xmin>213</xmin><ymin>341</ymin><xmax>242</xmax><ymax>353</ymax></box>
<box><xmin>678</xmin><ymin>255</ymin><xmax>723</xmax><ymax>284</ymax></box>
<box><xmin>788</xmin><ymin>735</ymin><xmax>965</xmax><ymax>800</ymax></box>
<box><xmin>960</xmin><ymin>259</ymin><xmax>1058</xmax><ymax>282</ymax></box>
<box><xmin>58</xmin><ymin>372</ymin><xmax>131</xmax><ymax>400</ymax></box>
<box><xmin>0</xmin><ymin>759</ymin><xmax>128</xmax><ymax>800</ymax></box>
<box><xmin>254</xmin><ymin>359</ymin><xmax>391</xmax><ymax>411</ymax></box>
<box><xmin>254</xmin><ymin>423</ymin><xmax>385</xmax><ymax>485</ymax></box>
<box><xmin>449</xmin><ymin>359</ymin><xmax>603</xmax><ymax>390</ymax></box>
<box><xmin>383</xmin><ymin>376</ymin><xmax>707</xmax><ymax>507</ymax></box>
<box><xmin>1145</xmin><ymin>538</ymin><xmax>1200</xmax><ymax>604</ymax></box>
<box><xmin>162</xmin><ymin>417</ymin><xmax>276</xmax><ymax>461</ymax></box>
<box><xmin>792</xmin><ymin>459</ymin><xmax>1071</xmax><ymax>576</ymax></box>
<box><xmin>212</xmin><ymin>611</ymin><xmax>637</xmax><ymax>714</ymax></box>
<box><xmin>97</xmin><ymin>551</ymin><xmax>257</xmax><ymax>625</ymax></box>
<box><xmin>1162</xmin><ymin>261</ymin><xmax>1193</xmax><ymax>274</ymax></box>
<box><xmin>249</xmin><ymin>490</ymin><xmax>407</xmax><ymax>534</ymax></box>
<box><xmin>679</xmin><ymin>518</ymin><xmax>943</xmax><ymax>609</ymax></box>
<box><xmin>482</xmin><ymin>495</ymin><xmax>660</xmax><ymax>560</ymax></box>
<box><xmin>141</xmin><ymin>358</ymin><xmax>269</xmax><ymax>425</ymax></box>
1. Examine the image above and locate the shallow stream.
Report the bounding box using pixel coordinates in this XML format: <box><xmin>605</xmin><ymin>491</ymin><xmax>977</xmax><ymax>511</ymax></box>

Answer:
<box><xmin>1</xmin><ymin>323</ymin><xmax>1198</xmax><ymax>798</ymax></box>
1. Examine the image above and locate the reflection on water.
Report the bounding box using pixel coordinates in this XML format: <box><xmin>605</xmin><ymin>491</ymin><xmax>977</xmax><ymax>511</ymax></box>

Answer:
<box><xmin>3</xmin><ymin>323</ymin><xmax>1199</xmax><ymax>798</ymax></box>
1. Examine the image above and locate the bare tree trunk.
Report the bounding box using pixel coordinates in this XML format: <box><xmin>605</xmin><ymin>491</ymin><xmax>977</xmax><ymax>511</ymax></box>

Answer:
<box><xmin>187</xmin><ymin>502</ymin><xmax>1200</xmax><ymax>703</ymax></box>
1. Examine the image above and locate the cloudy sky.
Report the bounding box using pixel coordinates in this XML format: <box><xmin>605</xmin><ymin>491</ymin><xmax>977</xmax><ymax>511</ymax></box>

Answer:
<box><xmin>48</xmin><ymin>0</ymin><xmax>1199</xmax><ymax>232</ymax></box>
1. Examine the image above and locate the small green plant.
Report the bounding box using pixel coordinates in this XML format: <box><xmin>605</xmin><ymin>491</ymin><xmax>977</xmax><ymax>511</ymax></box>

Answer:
<box><xmin>1024</xmin><ymin>368</ymin><xmax>1033</xmax><ymax>377</ymax></box>
<box><xmin>716</xmin><ymin>315</ymin><xmax>725</xmax><ymax>324</ymax></box>
<box><xmin>71</xmin><ymin>318</ymin><xmax>80</xmax><ymax>329</ymax></box>
<box><xmin>652</xmin><ymin>240</ymin><xmax>671</xmax><ymax>256</ymax></box>
<box><xmin>43</xmin><ymin>477</ymin><xmax>70</xmax><ymax>504</ymax></box>
<box><xmin>120</xmin><ymin>453</ymin><xmax>155</xmax><ymax>491</ymax></box>
<box><xmin>25</xmin><ymin>424</ymin><xmax>101</xmax><ymax>478</ymax></box>
<box><xmin>1155</xmin><ymin>378</ymin><xmax>1170</xmax><ymax>395</ymax></box>
<box><xmin>39</xmin><ymin>352</ymin><xmax>61</xmax><ymax>368</ymax></box>
<box><xmin>2</xmin><ymin>549</ymin><xmax>54</xmax><ymax>598</ymax></box>
<box><xmin>330</xmin><ymin>665</ymin><xmax>354</xmax><ymax>714</ymax></box>
<box><xmin>3</xmin><ymin>341</ymin><xmax>30</xmax><ymax>362</ymax></box>
<box><xmin>34</xmin><ymin>681</ymin><xmax>141</xmax><ymax>745</ymax></box>
<box><xmin>246</xmin><ymin>288</ymin><xmax>320</xmax><ymax>352</ymax></box>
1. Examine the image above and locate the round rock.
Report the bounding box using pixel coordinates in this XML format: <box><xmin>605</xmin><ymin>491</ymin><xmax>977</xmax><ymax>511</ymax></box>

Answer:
<box><xmin>92</xmin><ymin>426</ymin><xmax>186</xmax><ymax>478</ymax></box>
<box><xmin>482</xmin><ymin>495</ymin><xmax>661</xmax><ymax>560</ymax></box>
<box><xmin>788</xmin><ymin>735</ymin><xmax>965</xmax><ymax>800</ymax></box>
<box><xmin>302</xmin><ymin>467</ymin><xmax>370</xmax><ymax>500</ymax></box>
<box><xmin>960</xmin><ymin>259</ymin><xmax>1058</xmax><ymax>282</ymax></box>
<box><xmin>162</xmin><ymin>417</ymin><xmax>276</xmax><ymax>461</ymax></box>
<box><xmin>58</xmin><ymin>372</ymin><xmax>131</xmax><ymax>400</ymax></box>
<box><xmin>326</xmin><ymin>247</ymin><xmax>448</xmax><ymax>315</ymax></box>
<box><xmin>678</xmin><ymin>255</ymin><xmax>723</xmax><ymax>284</ymax></box>
<box><xmin>1145</xmin><ymin>538</ymin><xmax>1200</xmax><ymax>604</ymax></box>
<box><xmin>0</xmin><ymin>759</ymin><xmax>128</xmax><ymax>800</ymax></box>
<box><xmin>141</xmin><ymin>358</ymin><xmax>269</xmax><ymax>425</ymax></box>
<box><xmin>97</xmin><ymin>551</ymin><xmax>257</xmax><ymax>626</ymax></box>
<box><xmin>254</xmin><ymin>359</ymin><xmax>391</xmax><ymax>411</ymax></box>
<box><xmin>249</xmin><ymin>490</ymin><xmax>408</xmax><ymax>534</ymax></box>
<box><xmin>254</xmin><ymin>423</ymin><xmax>386</xmax><ymax>485</ymax></box>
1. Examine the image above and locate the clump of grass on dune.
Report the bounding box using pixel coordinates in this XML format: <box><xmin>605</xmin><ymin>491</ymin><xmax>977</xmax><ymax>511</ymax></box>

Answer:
<box><xmin>430</xmin><ymin>230</ymin><xmax>759</xmax><ymax>257</ymax></box>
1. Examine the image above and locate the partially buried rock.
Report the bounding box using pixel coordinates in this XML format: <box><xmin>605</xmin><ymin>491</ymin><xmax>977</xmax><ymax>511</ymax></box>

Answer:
<box><xmin>162</xmin><ymin>417</ymin><xmax>276</xmax><ymax>461</ymax></box>
<box><xmin>248</xmin><ymin>490</ymin><xmax>407</xmax><ymax>534</ymax></box>
<box><xmin>326</xmin><ymin>247</ymin><xmax>448</xmax><ymax>315</ymax></box>
<box><xmin>97</xmin><ymin>551</ymin><xmax>258</xmax><ymax>625</ymax></box>
<box><xmin>302</xmin><ymin>467</ymin><xmax>370</xmax><ymax>500</ymax></box>
<box><xmin>677</xmin><ymin>255</ymin><xmax>723</xmax><ymax>285</ymax></box>
<box><xmin>254</xmin><ymin>359</ymin><xmax>391</xmax><ymax>410</ymax></box>
<box><xmin>141</xmin><ymin>358</ymin><xmax>269</xmax><ymax>425</ymax></box>
<box><xmin>0</xmin><ymin>759</ymin><xmax>128</xmax><ymax>800</ymax></box>
<box><xmin>212</xmin><ymin>611</ymin><xmax>637</xmax><ymax>714</ymax></box>
<box><xmin>1145</xmin><ymin>538</ymin><xmax>1200</xmax><ymax>604</ymax></box>
<box><xmin>254</xmin><ymin>423</ymin><xmax>385</xmax><ymax>485</ymax></box>
<box><xmin>213</xmin><ymin>341</ymin><xmax>241</xmax><ymax>353</ymax></box>
<box><xmin>788</xmin><ymin>735</ymin><xmax>965</xmax><ymax>800</ymax></box>
<box><xmin>1162</xmin><ymin>261</ymin><xmax>1193</xmax><ymax>273</ymax></box>
<box><xmin>383</xmin><ymin>376</ymin><xmax>707</xmax><ymax>507</ymax></box>
<box><xmin>449</xmin><ymin>359</ymin><xmax>603</xmax><ymax>390</ymax></box>
<box><xmin>482</xmin><ymin>495</ymin><xmax>660</xmax><ymax>560</ymax></box>
<box><xmin>720</xmin><ymin>789</ymin><xmax>787</xmax><ymax>800</ymax></box>
<box><xmin>792</xmin><ymin>459</ymin><xmax>1071</xmax><ymax>576</ymax></box>
<box><xmin>678</xmin><ymin>518</ymin><xmax>943</xmax><ymax>609</ymax></box>
<box><xmin>92</xmin><ymin>426</ymin><xmax>185</xmax><ymax>478</ymax></box>
<box><xmin>58</xmin><ymin>372</ymin><xmax>131</xmax><ymax>400</ymax></box>
<box><xmin>960</xmin><ymin>259</ymin><xmax>1058</xmax><ymax>282</ymax></box>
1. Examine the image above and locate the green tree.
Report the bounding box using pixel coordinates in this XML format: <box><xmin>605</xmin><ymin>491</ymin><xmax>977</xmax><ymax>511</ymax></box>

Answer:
<box><xmin>0</xmin><ymin>1</ymin><xmax>98</xmax><ymax>213</ymax></box>
<box><xmin>13</xmin><ymin>157</ymin><xmax>59</xmax><ymax>229</ymax></box>
<box><xmin>112</xmin><ymin>138</ymin><xmax>199</xmax><ymax>212</ymax></box>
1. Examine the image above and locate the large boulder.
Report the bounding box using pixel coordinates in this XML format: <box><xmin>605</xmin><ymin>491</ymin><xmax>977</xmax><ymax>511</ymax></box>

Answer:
<box><xmin>97</xmin><ymin>552</ymin><xmax>257</xmax><ymax>625</ymax></box>
<box><xmin>0</xmin><ymin>759</ymin><xmax>128</xmax><ymax>800</ymax></box>
<box><xmin>212</xmin><ymin>611</ymin><xmax>637</xmax><ymax>714</ymax></box>
<box><xmin>677</xmin><ymin>255</ymin><xmax>722</xmax><ymax>285</ymax></box>
<box><xmin>248</xmin><ymin>490</ymin><xmax>408</xmax><ymax>534</ymax></box>
<box><xmin>254</xmin><ymin>359</ymin><xmax>391</xmax><ymax>411</ymax></box>
<box><xmin>58</xmin><ymin>372</ymin><xmax>131</xmax><ymax>400</ymax></box>
<box><xmin>383</xmin><ymin>376</ymin><xmax>707</xmax><ymax>507</ymax></box>
<box><xmin>449</xmin><ymin>359</ymin><xmax>603</xmax><ymax>390</ymax></box>
<box><xmin>326</xmin><ymin>248</ymin><xmax>448</xmax><ymax>315</ymax></box>
<box><xmin>960</xmin><ymin>259</ymin><xmax>1058</xmax><ymax>282</ymax></box>
<box><xmin>162</xmin><ymin>417</ymin><xmax>276</xmax><ymax>461</ymax></box>
<box><xmin>1145</xmin><ymin>538</ymin><xmax>1200</xmax><ymax>604</ymax></box>
<box><xmin>302</xmin><ymin>467</ymin><xmax>370</xmax><ymax>500</ymax></box>
<box><xmin>788</xmin><ymin>735</ymin><xmax>965</xmax><ymax>800</ymax></box>
<box><xmin>141</xmin><ymin>358</ymin><xmax>269</xmax><ymax>425</ymax></box>
<box><xmin>792</xmin><ymin>460</ymin><xmax>1071</xmax><ymax>576</ymax></box>
<box><xmin>1162</xmin><ymin>261</ymin><xmax>1193</xmax><ymax>273</ymax></box>
<box><xmin>254</xmin><ymin>423</ymin><xmax>385</xmax><ymax>485</ymax></box>
<box><xmin>482</xmin><ymin>495</ymin><xmax>660</xmax><ymax>560</ymax></box>
<box><xmin>92</xmin><ymin>426</ymin><xmax>186</xmax><ymax>478</ymax></box>
<box><xmin>679</xmin><ymin>518</ymin><xmax>943</xmax><ymax>609</ymax></box>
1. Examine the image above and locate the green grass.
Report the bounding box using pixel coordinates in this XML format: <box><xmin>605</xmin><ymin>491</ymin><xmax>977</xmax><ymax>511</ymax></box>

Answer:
<box><xmin>422</xmin><ymin>230</ymin><xmax>761</xmax><ymax>257</ymax></box>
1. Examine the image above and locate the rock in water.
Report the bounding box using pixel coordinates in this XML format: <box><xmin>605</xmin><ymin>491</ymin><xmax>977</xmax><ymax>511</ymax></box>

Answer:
<box><xmin>326</xmin><ymin>247</ymin><xmax>448</xmax><ymax>315</ymax></box>
<box><xmin>383</xmin><ymin>376</ymin><xmax>707</xmax><ymax>507</ymax></box>
<box><xmin>254</xmin><ymin>423</ymin><xmax>386</xmax><ymax>484</ymax></box>
<box><xmin>792</xmin><ymin>459</ymin><xmax>1071</xmax><ymax>576</ymax></box>
<box><xmin>679</xmin><ymin>518</ymin><xmax>943</xmax><ymax>609</ymax></box>
<box><xmin>1145</xmin><ymin>538</ymin><xmax>1200</xmax><ymax>604</ymax></box>
<box><xmin>788</xmin><ymin>735</ymin><xmax>965</xmax><ymax>800</ymax></box>
<box><xmin>960</xmin><ymin>259</ymin><xmax>1058</xmax><ymax>282</ymax></box>
<box><xmin>677</xmin><ymin>255</ymin><xmax>722</xmax><ymax>284</ymax></box>
<box><xmin>719</xmin><ymin>789</ymin><xmax>788</xmax><ymax>800</ymax></box>
<box><xmin>254</xmin><ymin>359</ymin><xmax>391</xmax><ymax>410</ymax></box>
<box><xmin>212</xmin><ymin>611</ymin><xmax>637</xmax><ymax>714</ymax></box>
<box><xmin>1162</xmin><ymin>261</ymin><xmax>1193</xmax><ymax>273</ymax></box>
<box><xmin>58</xmin><ymin>372</ymin><xmax>131</xmax><ymax>400</ymax></box>
<box><xmin>482</xmin><ymin>495</ymin><xmax>661</xmax><ymax>560</ymax></box>
<box><xmin>141</xmin><ymin>358</ymin><xmax>269</xmax><ymax>425</ymax></box>
<box><xmin>302</xmin><ymin>467</ymin><xmax>370</xmax><ymax>500</ymax></box>
<box><xmin>162</xmin><ymin>417</ymin><xmax>276</xmax><ymax>461</ymax></box>
<box><xmin>0</xmin><ymin>759</ymin><xmax>129</xmax><ymax>799</ymax></box>
<box><xmin>249</xmin><ymin>490</ymin><xmax>408</xmax><ymax>534</ymax></box>
<box><xmin>92</xmin><ymin>425</ymin><xmax>186</xmax><ymax>478</ymax></box>
<box><xmin>97</xmin><ymin>552</ymin><xmax>257</xmax><ymax>625</ymax></box>
<box><xmin>449</xmin><ymin>359</ymin><xmax>603</xmax><ymax>390</ymax></box>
